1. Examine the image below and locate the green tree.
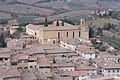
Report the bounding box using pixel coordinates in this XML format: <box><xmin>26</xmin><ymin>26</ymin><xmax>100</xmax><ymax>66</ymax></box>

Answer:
<box><xmin>17</xmin><ymin>26</ymin><xmax>23</xmax><ymax>32</ymax></box>
<box><xmin>44</xmin><ymin>18</ymin><xmax>48</xmax><ymax>27</ymax></box>
<box><xmin>11</xmin><ymin>13</ymin><xmax>18</xmax><ymax>18</ymax></box>
<box><xmin>0</xmin><ymin>34</ymin><xmax>6</xmax><ymax>47</ymax></box>
<box><xmin>62</xmin><ymin>21</ymin><xmax>64</xmax><ymax>26</ymax></box>
<box><xmin>112</xmin><ymin>35</ymin><xmax>116</xmax><ymax>40</ymax></box>
<box><xmin>0</xmin><ymin>20</ymin><xmax>8</xmax><ymax>27</ymax></box>
<box><xmin>62</xmin><ymin>19</ymin><xmax>75</xmax><ymax>25</ymax></box>
<box><xmin>56</xmin><ymin>20</ymin><xmax>59</xmax><ymax>26</ymax></box>
<box><xmin>89</xmin><ymin>26</ymin><xmax>95</xmax><ymax>38</ymax></box>
<box><xmin>97</xmin><ymin>27</ymin><xmax>102</xmax><ymax>36</ymax></box>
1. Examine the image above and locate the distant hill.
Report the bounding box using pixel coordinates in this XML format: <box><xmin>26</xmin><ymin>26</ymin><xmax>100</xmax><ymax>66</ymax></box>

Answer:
<box><xmin>0</xmin><ymin>0</ymin><xmax>120</xmax><ymax>22</ymax></box>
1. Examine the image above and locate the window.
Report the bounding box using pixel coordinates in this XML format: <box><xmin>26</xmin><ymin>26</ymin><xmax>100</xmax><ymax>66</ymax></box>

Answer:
<box><xmin>87</xmin><ymin>73</ymin><xmax>89</xmax><ymax>75</ymax></box>
<box><xmin>108</xmin><ymin>70</ymin><xmax>110</xmax><ymax>73</ymax></box>
<box><xmin>66</xmin><ymin>32</ymin><xmax>68</xmax><ymax>37</ymax></box>
<box><xmin>30</xmin><ymin>66</ymin><xmax>33</xmax><ymax>68</ymax></box>
<box><xmin>39</xmin><ymin>67</ymin><xmax>44</xmax><ymax>68</ymax></box>
<box><xmin>95</xmin><ymin>55</ymin><xmax>97</xmax><ymax>58</ymax></box>
<box><xmin>58</xmin><ymin>32</ymin><xmax>60</xmax><ymax>39</ymax></box>
<box><xmin>53</xmin><ymin>40</ymin><xmax>55</xmax><ymax>44</ymax></box>
<box><xmin>18</xmin><ymin>67</ymin><xmax>22</xmax><ymax>69</ymax></box>
<box><xmin>18</xmin><ymin>60</ymin><xmax>22</xmax><ymax>63</ymax></box>
<box><xmin>24</xmin><ymin>67</ymin><xmax>28</xmax><ymax>69</ymax></box>
<box><xmin>73</xmin><ymin>31</ymin><xmax>74</xmax><ymax>38</ymax></box>
<box><xmin>11</xmin><ymin>63</ymin><xmax>17</xmax><ymax>66</ymax></box>
<box><xmin>79</xmin><ymin>31</ymin><xmax>80</xmax><ymax>37</ymax></box>
<box><xmin>117</xmin><ymin>70</ymin><xmax>119</xmax><ymax>72</ymax></box>
<box><xmin>24</xmin><ymin>60</ymin><xmax>28</xmax><ymax>63</ymax></box>
<box><xmin>46</xmin><ymin>67</ymin><xmax>50</xmax><ymax>68</ymax></box>
<box><xmin>0</xmin><ymin>58</ymin><xmax>3</xmax><ymax>61</ymax></box>
<box><xmin>28</xmin><ymin>60</ymin><xmax>34</xmax><ymax>62</ymax></box>
<box><xmin>113</xmin><ymin>70</ymin><xmax>114</xmax><ymax>73</ymax></box>
<box><xmin>35</xmin><ymin>33</ymin><xmax>36</xmax><ymax>35</ymax></box>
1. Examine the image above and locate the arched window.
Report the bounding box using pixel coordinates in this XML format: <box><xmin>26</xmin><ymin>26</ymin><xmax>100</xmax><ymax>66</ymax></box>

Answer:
<box><xmin>79</xmin><ymin>31</ymin><xmax>80</xmax><ymax>37</ymax></box>
<box><xmin>73</xmin><ymin>31</ymin><xmax>74</xmax><ymax>38</ymax></box>
<box><xmin>58</xmin><ymin>32</ymin><xmax>60</xmax><ymax>39</ymax></box>
<box><xmin>35</xmin><ymin>33</ymin><xmax>36</xmax><ymax>35</ymax></box>
<box><xmin>53</xmin><ymin>40</ymin><xmax>55</xmax><ymax>44</ymax></box>
<box><xmin>66</xmin><ymin>32</ymin><xmax>68</xmax><ymax>37</ymax></box>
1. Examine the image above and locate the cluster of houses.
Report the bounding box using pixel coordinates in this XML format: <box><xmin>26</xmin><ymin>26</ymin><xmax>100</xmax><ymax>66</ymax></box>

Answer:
<box><xmin>0</xmin><ymin>19</ymin><xmax>120</xmax><ymax>80</ymax></box>
<box><xmin>0</xmin><ymin>38</ymin><xmax>120</xmax><ymax>80</ymax></box>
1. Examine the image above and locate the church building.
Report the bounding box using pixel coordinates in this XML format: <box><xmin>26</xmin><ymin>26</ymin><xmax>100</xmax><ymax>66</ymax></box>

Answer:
<box><xmin>26</xmin><ymin>19</ymin><xmax>89</xmax><ymax>45</ymax></box>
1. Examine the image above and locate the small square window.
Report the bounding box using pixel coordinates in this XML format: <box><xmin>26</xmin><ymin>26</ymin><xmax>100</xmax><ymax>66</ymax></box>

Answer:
<box><xmin>24</xmin><ymin>67</ymin><xmax>27</xmax><ymax>69</ymax></box>
<box><xmin>117</xmin><ymin>70</ymin><xmax>119</xmax><ymax>72</ymax></box>
<box><xmin>0</xmin><ymin>58</ymin><xmax>3</xmax><ymax>61</ymax></box>
<box><xmin>5</xmin><ymin>58</ymin><xmax>8</xmax><ymax>60</ymax></box>
<box><xmin>113</xmin><ymin>70</ymin><xmax>114</xmax><ymax>73</ymax></box>
<box><xmin>30</xmin><ymin>66</ymin><xmax>33</xmax><ymax>68</ymax></box>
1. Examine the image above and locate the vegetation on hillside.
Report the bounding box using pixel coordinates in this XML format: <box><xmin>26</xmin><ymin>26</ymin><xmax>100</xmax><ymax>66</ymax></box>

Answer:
<box><xmin>0</xmin><ymin>19</ymin><xmax>8</xmax><ymax>27</ymax></box>
<box><xmin>0</xmin><ymin>34</ymin><xmax>6</xmax><ymax>47</ymax></box>
<box><xmin>89</xmin><ymin>18</ymin><xmax>120</xmax><ymax>50</ymax></box>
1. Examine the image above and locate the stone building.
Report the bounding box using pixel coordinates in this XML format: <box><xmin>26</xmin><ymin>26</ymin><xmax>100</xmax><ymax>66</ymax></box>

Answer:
<box><xmin>26</xmin><ymin>19</ymin><xmax>89</xmax><ymax>45</ymax></box>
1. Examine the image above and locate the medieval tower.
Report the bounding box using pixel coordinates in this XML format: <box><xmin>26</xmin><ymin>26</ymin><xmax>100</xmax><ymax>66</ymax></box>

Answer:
<box><xmin>80</xmin><ymin>19</ymin><xmax>89</xmax><ymax>40</ymax></box>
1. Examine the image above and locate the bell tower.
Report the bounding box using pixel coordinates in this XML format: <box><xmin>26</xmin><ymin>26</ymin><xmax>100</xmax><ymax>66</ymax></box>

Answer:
<box><xmin>80</xmin><ymin>19</ymin><xmax>85</xmax><ymax>27</ymax></box>
<box><xmin>80</xmin><ymin>19</ymin><xmax>89</xmax><ymax>40</ymax></box>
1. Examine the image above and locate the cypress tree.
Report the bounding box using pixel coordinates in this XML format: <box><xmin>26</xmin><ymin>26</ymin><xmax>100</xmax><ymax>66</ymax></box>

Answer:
<box><xmin>0</xmin><ymin>34</ymin><xmax>6</xmax><ymax>47</ymax></box>
<box><xmin>56</xmin><ymin>20</ymin><xmax>59</xmax><ymax>26</ymax></box>
<box><xmin>62</xmin><ymin>21</ymin><xmax>64</xmax><ymax>26</ymax></box>
<box><xmin>44</xmin><ymin>18</ymin><xmax>48</xmax><ymax>27</ymax></box>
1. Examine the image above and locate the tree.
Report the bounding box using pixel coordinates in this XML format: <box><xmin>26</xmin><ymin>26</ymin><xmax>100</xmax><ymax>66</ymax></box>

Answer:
<box><xmin>11</xmin><ymin>13</ymin><xmax>18</xmax><ymax>18</ymax></box>
<box><xmin>62</xmin><ymin>21</ymin><xmax>64</xmax><ymax>26</ymax></box>
<box><xmin>103</xmin><ymin>12</ymin><xmax>107</xmax><ymax>17</ymax></box>
<box><xmin>56</xmin><ymin>20</ymin><xmax>59</xmax><ymax>26</ymax></box>
<box><xmin>17</xmin><ymin>26</ymin><xmax>23</xmax><ymax>32</ymax></box>
<box><xmin>90</xmin><ymin>22</ymin><xmax>92</xmax><ymax>25</ymax></box>
<box><xmin>89</xmin><ymin>26</ymin><xmax>93</xmax><ymax>38</ymax></box>
<box><xmin>103</xmin><ymin>23</ymin><xmax>109</xmax><ymax>30</ymax></box>
<box><xmin>0</xmin><ymin>34</ymin><xmax>6</xmax><ymax>47</ymax></box>
<box><xmin>0</xmin><ymin>19</ymin><xmax>8</xmax><ymax>27</ymax></box>
<box><xmin>44</xmin><ymin>18</ymin><xmax>48</xmax><ymax>27</ymax></box>
<box><xmin>98</xmin><ymin>13</ymin><xmax>102</xmax><ymax>18</ymax></box>
<box><xmin>1</xmin><ymin>0</ymin><xmax>5</xmax><ymax>2</ymax></box>
<box><xmin>62</xmin><ymin>19</ymin><xmax>75</xmax><ymax>25</ymax></box>
<box><xmin>89</xmin><ymin>26</ymin><xmax>95</xmax><ymax>38</ymax></box>
<box><xmin>112</xmin><ymin>35</ymin><xmax>116</xmax><ymax>40</ymax></box>
<box><xmin>0</xmin><ymin>42</ymin><xmax>2</xmax><ymax>47</ymax></box>
<box><xmin>108</xmin><ymin>11</ymin><xmax>113</xmax><ymax>17</ymax></box>
<box><xmin>97</xmin><ymin>27</ymin><xmax>102</xmax><ymax>36</ymax></box>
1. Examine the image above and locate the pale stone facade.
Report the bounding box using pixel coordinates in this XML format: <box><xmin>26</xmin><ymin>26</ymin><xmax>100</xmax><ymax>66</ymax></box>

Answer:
<box><xmin>80</xmin><ymin>19</ymin><xmax>89</xmax><ymax>40</ymax></box>
<box><xmin>26</xmin><ymin>19</ymin><xmax>89</xmax><ymax>45</ymax></box>
<box><xmin>102</xmin><ymin>69</ymin><xmax>120</xmax><ymax>76</ymax></box>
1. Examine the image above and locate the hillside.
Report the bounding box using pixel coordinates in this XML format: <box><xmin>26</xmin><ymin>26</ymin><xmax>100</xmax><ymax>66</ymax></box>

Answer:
<box><xmin>0</xmin><ymin>0</ymin><xmax>120</xmax><ymax>24</ymax></box>
<box><xmin>87</xmin><ymin>19</ymin><xmax>120</xmax><ymax>27</ymax></box>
